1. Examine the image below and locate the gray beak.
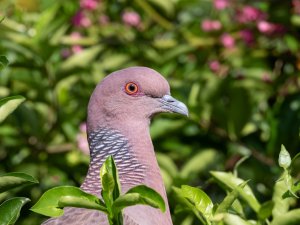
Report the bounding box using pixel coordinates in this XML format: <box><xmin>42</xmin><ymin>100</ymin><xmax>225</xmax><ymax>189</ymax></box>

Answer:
<box><xmin>159</xmin><ymin>95</ymin><xmax>189</xmax><ymax>117</ymax></box>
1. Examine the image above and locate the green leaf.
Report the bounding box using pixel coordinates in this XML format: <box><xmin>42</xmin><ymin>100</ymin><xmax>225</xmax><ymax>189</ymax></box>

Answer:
<box><xmin>33</xmin><ymin>4</ymin><xmax>63</xmax><ymax>42</ymax></box>
<box><xmin>210</xmin><ymin>171</ymin><xmax>260</xmax><ymax>212</ymax></box>
<box><xmin>100</xmin><ymin>156</ymin><xmax>121</xmax><ymax>199</ymax></box>
<box><xmin>113</xmin><ymin>185</ymin><xmax>165</xmax><ymax>214</ymax></box>
<box><xmin>284</xmin><ymin>35</ymin><xmax>299</xmax><ymax>53</ymax></box>
<box><xmin>0</xmin><ymin>96</ymin><xmax>25</xmax><ymax>123</ymax></box>
<box><xmin>153</xmin><ymin>38</ymin><xmax>177</xmax><ymax>49</ymax></box>
<box><xmin>150</xmin><ymin>118</ymin><xmax>185</xmax><ymax>140</ymax></box>
<box><xmin>223</xmin><ymin>213</ymin><xmax>252</xmax><ymax>225</ymax></box>
<box><xmin>0</xmin><ymin>197</ymin><xmax>30</xmax><ymax>225</ymax></box>
<box><xmin>58</xmin><ymin>45</ymin><xmax>103</xmax><ymax>72</ymax></box>
<box><xmin>278</xmin><ymin>145</ymin><xmax>291</xmax><ymax>169</ymax></box>
<box><xmin>283</xmin><ymin>181</ymin><xmax>300</xmax><ymax>198</ymax></box>
<box><xmin>181</xmin><ymin>185</ymin><xmax>213</xmax><ymax>219</ymax></box>
<box><xmin>173</xmin><ymin>187</ymin><xmax>207</xmax><ymax>224</ymax></box>
<box><xmin>58</xmin><ymin>196</ymin><xmax>107</xmax><ymax>212</ymax></box>
<box><xmin>100</xmin><ymin>156</ymin><xmax>121</xmax><ymax>213</ymax></box>
<box><xmin>134</xmin><ymin>0</ymin><xmax>173</xmax><ymax>30</ymax></box>
<box><xmin>271</xmin><ymin>209</ymin><xmax>300</xmax><ymax>225</ymax></box>
<box><xmin>156</xmin><ymin>153</ymin><xmax>178</xmax><ymax>178</ymax></box>
<box><xmin>291</xmin><ymin>15</ymin><xmax>300</xmax><ymax>26</ymax></box>
<box><xmin>0</xmin><ymin>172</ymin><xmax>38</xmax><ymax>194</ymax></box>
<box><xmin>282</xmin><ymin>170</ymin><xmax>297</xmax><ymax>198</ymax></box>
<box><xmin>180</xmin><ymin>149</ymin><xmax>220</xmax><ymax>180</ymax></box>
<box><xmin>147</xmin><ymin>0</ymin><xmax>175</xmax><ymax>16</ymax></box>
<box><xmin>180</xmin><ymin>215</ymin><xmax>194</xmax><ymax>225</ymax></box>
<box><xmin>0</xmin><ymin>55</ymin><xmax>9</xmax><ymax>70</ymax></box>
<box><xmin>231</xmin><ymin>199</ymin><xmax>245</xmax><ymax>218</ymax></box>
<box><xmin>215</xmin><ymin>182</ymin><xmax>247</xmax><ymax>214</ymax></box>
<box><xmin>30</xmin><ymin>186</ymin><xmax>103</xmax><ymax>217</ymax></box>
<box><xmin>272</xmin><ymin>179</ymin><xmax>293</xmax><ymax>218</ymax></box>
<box><xmin>97</xmin><ymin>53</ymin><xmax>130</xmax><ymax>71</ymax></box>
<box><xmin>156</xmin><ymin>153</ymin><xmax>178</xmax><ymax>191</ymax></box>
<box><xmin>258</xmin><ymin>201</ymin><xmax>274</xmax><ymax>220</ymax></box>
<box><xmin>163</xmin><ymin>45</ymin><xmax>194</xmax><ymax>62</ymax></box>
<box><xmin>291</xmin><ymin>152</ymin><xmax>300</xmax><ymax>169</ymax></box>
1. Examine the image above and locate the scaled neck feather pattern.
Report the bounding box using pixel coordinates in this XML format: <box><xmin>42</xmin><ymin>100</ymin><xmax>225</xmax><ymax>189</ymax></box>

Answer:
<box><xmin>81</xmin><ymin>127</ymin><xmax>146</xmax><ymax>195</ymax></box>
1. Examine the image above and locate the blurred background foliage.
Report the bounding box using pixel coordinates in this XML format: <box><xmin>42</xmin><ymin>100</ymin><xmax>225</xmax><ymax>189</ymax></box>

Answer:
<box><xmin>0</xmin><ymin>0</ymin><xmax>299</xmax><ymax>224</ymax></box>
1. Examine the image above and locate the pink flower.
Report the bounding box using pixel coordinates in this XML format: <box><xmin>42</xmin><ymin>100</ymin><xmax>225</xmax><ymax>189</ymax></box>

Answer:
<box><xmin>257</xmin><ymin>21</ymin><xmax>273</xmax><ymax>33</ymax></box>
<box><xmin>72</xmin><ymin>45</ymin><xmax>83</xmax><ymax>54</ymax></box>
<box><xmin>240</xmin><ymin>29</ymin><xmax>254</xmax><ymax>45</ymax></box>
<box><xmin>71</xmin><ymin>32</ymin><xmax>82</xmax><ymax>39</ymax></box>
<box><xmin>213</xmin><ymin>0</ymin><xmax>230</xmax><ymax>10</ymax></box>
<box><xmin>257</xmin><ymin>21</ymin><xmax>285</xmax><ymax>35</ymax></box>
<box><xmin>61</xmin><ymin>32</ymin><xmax>84</xmax><ymax>57</ymax></box>
<box><xmin>122</xmin><ymin>11</ymin><xmax>141</xmax><ymax>27</ymax></box>
<box><xmin>70</xmin><ymin>32</ymin><xmax>83</xmax><ymax>54</ymax></box>
<box><xmin>76</xmin><ymin>122</ymin><xmax>89</xmax><ymax>155</ymax></box>
<box><xmin>72</xmin><ymin>11</ymin><xmax>92</xmax><ymax>27</ymax></box>
<box><xmin>201</xmin><ymin>19</ymin><xmax>222</xmax><ymax>32</ymax></box>
<box><xmin>220</xmin><ymin>33</ymin><xmax>235</xmax><ymax>48</ymax></box>
<box><xmin>79</xmin><ymin>123</ymin><xmax>87</xmax><ymax>133</ymax></box>
<box><xmin>262</xmin><ymin>73</ymin><xmax>272</xmax><ymax>83</ymax></box>
<box><xmin>293</xmin><ymin>0</ymin><xmax>300</xmax><ymax>14</ymax></box>
<box><xmin>209</xmin><ymin>60</ymin><xmax>221</xmax><ymax>72</ymax></box>
<box><xmin>72</xmin><ymin>11</ymin><xmax>84</xmax><ymax>26</ymax></box>
<box><xmin>81</xmin><ymin>17</ymin><xmax>92</xmax><ymax>27</ymax></box>
<box><xmin>80</xmin><ymin>0</ymin><xmax>99</xmax><ymax>10</ymax></box>
<box><xmin>236</xmin><ymin>6</ymin><xmax>266</xmax><ymax>24</ymax></box>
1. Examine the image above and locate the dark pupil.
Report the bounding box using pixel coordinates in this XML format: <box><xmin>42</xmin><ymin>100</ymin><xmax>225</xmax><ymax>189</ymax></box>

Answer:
<box><xmin>129</xmin><ymin>84</ymin><xmax>136</xmax><ymax>92</ymax></box>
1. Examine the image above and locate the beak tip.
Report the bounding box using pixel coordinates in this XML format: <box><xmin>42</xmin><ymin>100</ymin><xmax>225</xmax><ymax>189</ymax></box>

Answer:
<box><xmin>160</xmin><ymin>95</ymin><xmax>189</xmax><ymax>117</ymax></box>
<box><xmin>178</xmin><ymin>103</ymin><xmax>189</xmax><ymax>117</ymax></box>
<box><xmin>185</xmin><ymin>111</ymin><xmax>189</xmax><ymax>117</ymax></box>
<box><xmin>183</xmin><ymin>108</ymin><xmax>189</xmax><ymax>118</ymax></box>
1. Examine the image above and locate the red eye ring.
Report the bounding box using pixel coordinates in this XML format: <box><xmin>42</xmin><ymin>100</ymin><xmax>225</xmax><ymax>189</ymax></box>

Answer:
<box><xmin>125</xmin><ymin>82</ymin><xmax>139</xmax><ymax>95</ymax></box>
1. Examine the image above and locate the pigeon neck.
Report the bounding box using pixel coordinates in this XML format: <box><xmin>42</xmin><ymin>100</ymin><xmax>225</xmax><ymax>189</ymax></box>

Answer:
<box><xmin>81</xmin><ymin>122</ymin><xmax>161</xmax><ymax>196</ymax></box>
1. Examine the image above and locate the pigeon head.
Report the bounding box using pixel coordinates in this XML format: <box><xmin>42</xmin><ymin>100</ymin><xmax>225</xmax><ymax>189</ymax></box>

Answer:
<box><xmin>43</xmin><ymin>67</ymin><xmax>186</xmax><ymax>224</ymax></box>
<box><xmin>87</xmin><ymin>66</ymin><xmax>188</xmax><ymax>131</ymax></box>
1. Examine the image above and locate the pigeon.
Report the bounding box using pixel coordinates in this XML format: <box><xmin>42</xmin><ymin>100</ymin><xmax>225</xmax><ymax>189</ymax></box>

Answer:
<box><xmin>42</xmin><ymin>67</ymin><xmax>188</xmax><ymax>225</ymax></box>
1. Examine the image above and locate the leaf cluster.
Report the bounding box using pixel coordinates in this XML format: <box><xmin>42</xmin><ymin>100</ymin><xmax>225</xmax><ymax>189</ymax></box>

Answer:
<box><xmin>31</xmin><ymin>156</ymin><xmax>165</xmax><ymax>225</ymax></box>
<box><xmin>0</xmin><ymin>173</ymin><xmax>38</xmax><ymax>225</ymax></box>
<box><xmin>173</xmin><ymin>146</ymin><xmax>300</xmax><ymax>225</ymax></box>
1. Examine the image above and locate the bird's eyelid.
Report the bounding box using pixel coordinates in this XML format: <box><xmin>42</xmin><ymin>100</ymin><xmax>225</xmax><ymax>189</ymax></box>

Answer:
<box><xmin>124</xmin><ymin>82</ymin><xmax>139</xmax><ymax>95</ymax></box>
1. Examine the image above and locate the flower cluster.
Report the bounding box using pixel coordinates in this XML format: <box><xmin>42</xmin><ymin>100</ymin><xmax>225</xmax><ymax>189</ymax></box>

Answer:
<box><xmin>236</xmin><ymin>6</ymin><xmax>266</xmax><ymax>24</ymax></box>
<box><xmin>63</xmin><ymin>0</ymin><xmax>142</xmax><ymax>58</ymax></box>
<box><xmin>72</xmin><ymin>0</ymin><xmax>100</xmax><ymax>28</ymax></box>
<box><xmin>213</xmin><ymin>0</ymin><xmax>230</xmax><ymax>10</ymax></box>
<box><xmin>201</xmin><ymin>19</ymin><xmax>222</xmax><ymax>32</ymax></box>
<box><xmin>203</xmin><ymin>1</ymin><xmax>286</xmax><ymax>42</ymax></box>
<box><xmin>201</xmin><ymin>0</ymin><xmax>288</xmax><ymax>78</ymax></box>
<box><xmin>122</xmin><ymin>11</ymin><xmax>141</xmax><ymax>28</ymax></box>
<box><xmin>63</xmin><ymin>0</ymin><xmax>102</xmax><ymax>56</ymax></box>
<box><xmin>80</xmin><ymin>0</ymin><xmax>98</xmax><ymax>10</ymax></box>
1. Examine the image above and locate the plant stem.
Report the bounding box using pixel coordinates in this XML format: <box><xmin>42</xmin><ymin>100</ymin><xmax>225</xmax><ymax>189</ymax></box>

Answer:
<box><xmin>107</xmin><ymin>212</ymin><xmax>123</xmax><ymax>225</ymax></box>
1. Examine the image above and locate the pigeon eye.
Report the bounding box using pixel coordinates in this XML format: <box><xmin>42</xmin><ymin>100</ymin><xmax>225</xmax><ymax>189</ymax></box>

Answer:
<box><xmin>125</xmin><ymin>82</ymin><xmax>139</xmax><ymax>95</ymax></box>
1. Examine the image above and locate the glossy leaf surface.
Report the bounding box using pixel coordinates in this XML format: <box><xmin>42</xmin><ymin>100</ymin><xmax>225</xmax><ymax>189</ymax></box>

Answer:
<box><xmin>31</xmin><ymin>186</ymin><xmax>103</xmax><ymax>217</ymax></box>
